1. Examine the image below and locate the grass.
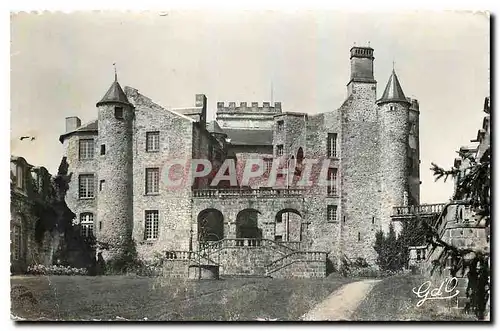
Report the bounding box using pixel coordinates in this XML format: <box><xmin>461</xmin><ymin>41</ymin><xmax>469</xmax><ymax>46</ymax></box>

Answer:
<box><xmin>11</xmin><ymin>275</ymin><xmax>352</xmax><ymax>321</ymax></box>
<box><xmin>351</xmin><ymin>274</ymin><xmax>477</xmax><ymax>321</ymax></box>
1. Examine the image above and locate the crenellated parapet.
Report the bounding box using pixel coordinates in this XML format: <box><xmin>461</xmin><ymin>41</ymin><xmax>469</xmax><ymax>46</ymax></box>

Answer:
<box><xmin>217</xmin><ymin>101</ymin><xmax>282</xmax><ymax>113</ymax></box>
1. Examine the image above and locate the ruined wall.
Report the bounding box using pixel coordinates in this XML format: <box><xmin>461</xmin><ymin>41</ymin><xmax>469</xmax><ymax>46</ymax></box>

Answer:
<box><xmin>126</xmin><ymin>87</ymin><xmax>194</xmax><ymax>260</ymax></box>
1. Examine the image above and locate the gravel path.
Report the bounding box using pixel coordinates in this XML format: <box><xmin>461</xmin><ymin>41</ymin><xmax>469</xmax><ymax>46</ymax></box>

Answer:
<box><xmin>301</xmin><ymin>279</ymin><xmax>381</xmax><ymax>321</ymax></box>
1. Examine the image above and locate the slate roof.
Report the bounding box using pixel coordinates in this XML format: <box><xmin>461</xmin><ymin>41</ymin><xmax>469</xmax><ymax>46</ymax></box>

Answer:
<box><xmin>96</xmin><ymin>80</ymin><xmax>131</xmax><ymax>107</ymax></box>
<box><xmin>223</xmin><ymin>128</ymin><xmax>273</xmax><ymax>146</ymax></box>
<box><xmin>377</xmin><ymin>69</ymin><xmax>410</xmax><ymax>105</ymax></box>
<box><xmin>59</xmin><ymin>120</ymin><xmax>98</xmax><ymax>143</ymax></box>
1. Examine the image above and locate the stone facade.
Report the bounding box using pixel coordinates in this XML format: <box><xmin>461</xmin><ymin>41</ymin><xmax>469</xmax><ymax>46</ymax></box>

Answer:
<box><xmin>10</xmin><ymin>156</ymin><xmax>89</xmax><ymax>273</ymax></box>
<box><xmin>59</xmin><ymin>46</ymin><xmax>419</xmax><ymax>276</ymax></box>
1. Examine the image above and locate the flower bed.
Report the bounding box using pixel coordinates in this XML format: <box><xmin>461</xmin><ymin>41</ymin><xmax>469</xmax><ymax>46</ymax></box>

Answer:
<box><xmin>26</xmin><ymin>264</ymin><xmax>88</xmax><ymax>276</ymax></box>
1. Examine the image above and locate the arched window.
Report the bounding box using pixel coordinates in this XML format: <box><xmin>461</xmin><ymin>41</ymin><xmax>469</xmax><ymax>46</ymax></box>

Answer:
<box><xmin>80</xmin><ymin>213</ymin><xmax>94</xmax><ymax>238</ymax></box>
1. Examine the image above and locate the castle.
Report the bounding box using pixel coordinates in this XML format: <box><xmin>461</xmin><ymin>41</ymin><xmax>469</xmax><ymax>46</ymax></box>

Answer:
<box><xmin>59</xmin><ymin>46</ymin><xmax>420</xmax><ymax>277</ymax></box>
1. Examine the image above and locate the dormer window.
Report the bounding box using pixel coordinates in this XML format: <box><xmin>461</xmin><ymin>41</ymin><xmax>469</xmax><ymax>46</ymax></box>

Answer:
<box><xmin>115</xmin><ymin>107</ymin><xmax>124</xmax><ymax>119</ymax></box>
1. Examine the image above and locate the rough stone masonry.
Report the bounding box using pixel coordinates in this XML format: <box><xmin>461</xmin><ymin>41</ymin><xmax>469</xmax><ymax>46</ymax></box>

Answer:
<box><xmin>59</xmin><ymin>46</ymin><xmax>420</xmax><ymax>275</ymax></box>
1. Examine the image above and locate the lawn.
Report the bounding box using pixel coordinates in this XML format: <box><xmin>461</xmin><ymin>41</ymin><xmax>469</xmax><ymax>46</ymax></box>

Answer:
<box><xmin>11</xmin><ymin>275</ymin><xmax>352</xmax><ymax>321</ymax></box>
<box><xmin>351</xmin><ymin>274</ymin><xmax>477</xmax><ymax>321</ymax></box>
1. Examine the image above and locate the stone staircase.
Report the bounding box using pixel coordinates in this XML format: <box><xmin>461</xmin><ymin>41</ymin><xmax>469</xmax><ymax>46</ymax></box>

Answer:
<box><xmin>198</xmin><ymin>238</ymin><xmax>327</xmax><ymax>278</ymax></box>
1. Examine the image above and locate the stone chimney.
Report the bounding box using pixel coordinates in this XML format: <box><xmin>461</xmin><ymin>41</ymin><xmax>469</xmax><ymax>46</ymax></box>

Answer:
<box><xmin>65</xmin><ymin>116</ymin><xmax>81</xmax><ymax>132</ymax></box>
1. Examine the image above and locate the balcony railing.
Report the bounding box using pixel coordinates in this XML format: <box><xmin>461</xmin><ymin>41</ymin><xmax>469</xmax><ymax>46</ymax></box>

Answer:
<box><xmin>193</xmin><ymin>188</ymin><xmax>305</xmax><ymax>199</ymax></box>
<box><xmin>392</xmin><ymin>203</ymin><xmax>447</xmax><ymax>217</ymax></box>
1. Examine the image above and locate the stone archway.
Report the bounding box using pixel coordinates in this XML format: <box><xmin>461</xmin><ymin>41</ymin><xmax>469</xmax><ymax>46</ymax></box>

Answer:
<box><xmin>275</xmin><ymin>209</ymin><xmax>302</xmax><ymax>242</ymax></box>
<box><xmin>236</xmin><ymin>208</ymin><xmax>262</xmax><ymax>239</ymax></box>
<box><xmin>197</xmin><ymin>209</ymin><xmax>224</xmax><ymax>242</ymax></box>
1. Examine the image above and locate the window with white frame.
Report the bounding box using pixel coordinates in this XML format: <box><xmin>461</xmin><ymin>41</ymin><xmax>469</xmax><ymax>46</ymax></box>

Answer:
<box><xmin>16</xmin><ymin>164</ymin><xmax>24</xmax><ymax>189</ymax></box>
<box><xmin>145</xmin><ymin>210</ymin><xmax>159</xmax><ymax>240</ymax></box>
<box><xmin>12</xmin><ymin>225</ymin><xmax>22</xmax><ymax>260</ymax></box>
<box><xmin>145</xmin><ymin>168</ymin><xmax>160</xmax><ymax>194</ymax></box>
<box><xmin>264</xmin><ymin>158</ymin><xmax>273</xmax><ymax>173</ymax></box>
<box><xmin>277</xmin><ymin>120</ymin><xmax>284</xmax><ymax>132</ymax></box>
<box><xmin>79</xmin><ymin>139</ymin><xmax>95</xmax><ymax>160</ymax></box>
<box><xmin>276</xmin><ymin>145</ymin><xmax>284</xmax><ymax>156</ymax></box>
<box><xmin>327</xmin><ymin>205</ymin><xmax>338</xmax><ymax>222</ymax></box>
<box><xmin>327</xmin><ymin>133</ymin><xmax>337</xmax><ymax>158</ymax></box>
<box><xmin>327</xmin><ymin>168</ymin><xmax>338</xmax><ymax>196</ymax></box>
<box><xmin>146</xmin><ymin>131</ymin><xmax>160</xmax><ymax>152</ymax></box>
<box><xmin>79</xmin><ymin>174</ymin><xmax>95</xmax><ymax>198</ymax></box>
<box><xmin>80</xmin><ymin>213</ymin><xmax>94</xmax><ymax>238</ymax></box>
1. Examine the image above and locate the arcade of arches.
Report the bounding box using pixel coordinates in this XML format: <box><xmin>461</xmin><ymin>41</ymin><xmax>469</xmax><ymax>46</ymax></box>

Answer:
<box><xmin>196</xmin><ymin>208</ymin><xmax>304</xmax><ymax>243</ymax></box>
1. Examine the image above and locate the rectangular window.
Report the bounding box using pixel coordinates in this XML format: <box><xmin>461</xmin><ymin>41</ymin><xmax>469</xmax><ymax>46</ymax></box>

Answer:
<box><xmin>145</xmin><ymin>168</ymin><xmax>160</xmax><ymax>194</ymax></box>
<box><xmin>115</xmin><ymin>107</ymin><xmax>124</xmax><ymax>119</ymax></box>
<box><xmin>80</xmin><ymin>213</ymin><xmax>94</xmax><ymax>238</ymax></box>
<box><xmin>276</xmin><ymin>145</ymin><xmax>284</xmax><ymax>156</ymax></box>
<box><xmin>99</xmin><ymin>180</ymin><xmax>105</xmax><ymax>191</ymax></box>
<box><xmin>79</xmin><ymin>139</ymin><xmax>95</xmax><ymax>160</ymax></box>
<box><xmin>146</xmin><ymin>131</ymin><xmax>160</xmax><ymax>152</ymax></box>
<box><xmin>274</xmin><ymin>235</ymin><xmax>283</xmax><ymax>242</ymax></box>
<box><xmin>15</xmin><ymin>165</ymin><xmax>24</xmax><ymax>189</ymax></box>
<box><xmin>277</xmin><ymin>120</ymin><xmax>284</xmax><ymax>131</ymax></box>
<box><xmin>264</xmin><ymin>158</ymin><xmax>273</xmax><ymax>173</ymax></box>
<box><xmin>327</xmin><ymin>168</ymin><xmax>338</xmax><ymax>196</ymax></box>
<box><xmin>145</xmin><ymin>210</ymin><xmax>159</xmax><ymax>240</ymax></box>
<box><xmin>100</xmin><ymin>144</ymin><xmax>106</xmax><ymax>155</ymax></box>
<box><xmin>12</xmin><ymin>225</ymin><xmax>22</xmax><ymax>260</ymax></box>
<box><xmin>327</xmin><ymin>133</ymin><xmax>337</xmax><ymax>158</ymax></box>
<box><xmin>79</xmin><ymin>174</ymin><xmax>95</xmax><ymax>198</ymax></box>
<box><xmin>327</xmin><ymin>205</ymin><xmax>338</xmax><ymax>222</ymax></box>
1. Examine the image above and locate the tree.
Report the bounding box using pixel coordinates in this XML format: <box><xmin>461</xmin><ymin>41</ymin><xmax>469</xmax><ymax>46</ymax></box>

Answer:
<box><xmin>424</xmin><ymin>146</ymin><xmax>490</xmax><ymax>320</ymax></box>
<box><xmin>373</xmin><ymin>222</ymin><xmax>406</xmax><ymax>272</ymax></box>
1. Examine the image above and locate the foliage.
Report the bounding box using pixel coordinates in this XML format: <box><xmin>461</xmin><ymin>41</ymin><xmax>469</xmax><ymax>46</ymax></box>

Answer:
<box><xmin>373</xmin><ymin>216</ymin><xmax>426</xmax><ymax>273</ymax></box>
<box><xmin>424</xmin><ymin>146</ymin><xmax>490</xmax><ymax>320</ymax></box>
<box><xmin>27</xmin><ymin>264</ymin><xmax>88</xmax><ymax>276</ymax></box>
<box><xmin>374</xmin><ymin>223</ymin><xmax>403</xmax><ymax>272</ymax></box>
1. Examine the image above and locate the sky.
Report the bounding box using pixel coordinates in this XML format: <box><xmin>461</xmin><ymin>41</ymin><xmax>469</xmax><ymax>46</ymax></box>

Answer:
<box><xmin>10</xmin><ymin>10</ymin><xmax>490</xmax><ymax>204</ymax></box>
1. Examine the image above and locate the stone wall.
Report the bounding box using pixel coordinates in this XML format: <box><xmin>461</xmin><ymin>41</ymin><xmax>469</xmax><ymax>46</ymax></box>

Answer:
<box><xmin>269</xmin><ymin>261</ymin><xmax>326</xmax><ymax>279</ymax></box>
<box><xmin>63</xmin><ymin>132</ymin><xmax>98</xmax><ymax>230</ymax></box>
<box><xmin>126</xmin><ymin>87</ymin><xmax>195</xmax><ymax>260</ymax></box>
<box><xmin>162</xmin><ymin>260</ymin><xmax>190</xmax><ymax>278</ymax></box>
<box><xmin>10</xmin><ymin>157</ymin><xmax>63</xmax><ymax>273</ymax></box>
<box><xmin>378</xmin><ymin>101</ymin><xmax>409</xmax><ymax>234</ymax></box>
<box><xmin>96</xmin><ymin>101</ymin><xmax>134</xmax><ymax>261</ymax></box>
<box><xmin>340</xmin><ymin>82</ymin><xmax>381</xmax><ymax>265</ymax></box>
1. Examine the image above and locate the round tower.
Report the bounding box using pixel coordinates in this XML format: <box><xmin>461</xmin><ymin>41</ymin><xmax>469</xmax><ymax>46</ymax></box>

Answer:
<box><xmin>377</xmin><ymin>69</ymin><xmax>410</xmax><ymax>233</ymax></box>
<box><xmin>95</xmin><ymin>74</ymin><xmax>134</xmax><ymax>263</ymax></box>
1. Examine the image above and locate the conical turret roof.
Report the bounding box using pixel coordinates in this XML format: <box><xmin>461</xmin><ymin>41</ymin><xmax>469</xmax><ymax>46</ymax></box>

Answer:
<box><xmin>96</xmin><ymin>78</ymin><xmax>131</xmax><ymax>107</ymax></box>
<box><xmin>377</xmin><ymin>69</ymin><xmax>410</xmax><ymax>105</ymax></box>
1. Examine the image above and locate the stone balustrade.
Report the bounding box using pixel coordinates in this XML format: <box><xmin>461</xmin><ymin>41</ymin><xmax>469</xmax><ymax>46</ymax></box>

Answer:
<box><xmin>392</xmin><ymin>203</ymin><xmax>446</xmax><ymax>217</ymax></box>
<box><xmin>200</xmin><ymin>238</ymin><xmax>296</xmax><ymax>255</ymax></box>
<box><xmin>193</xmin><ymin>188</ymin><xmax>305</xmax><ymax>199</ymax></box>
